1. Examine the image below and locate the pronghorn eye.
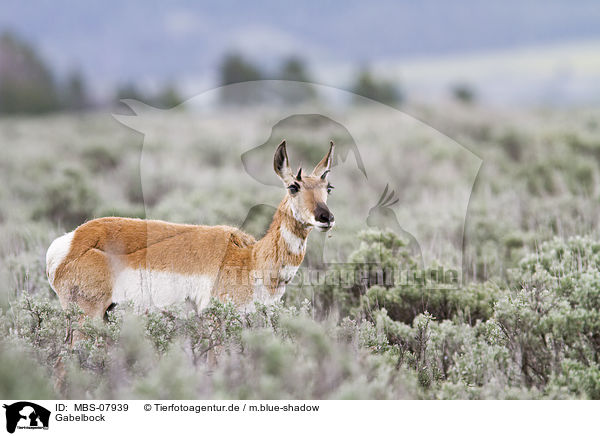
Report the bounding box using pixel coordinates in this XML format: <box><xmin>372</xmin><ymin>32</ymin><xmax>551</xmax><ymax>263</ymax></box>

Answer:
<box><xmin>288</xmin><ymin>183</ymin><xmax>300</xmax><ymax>194</ymax></box>
<box><xmin>327</xmin><ymin>184</ymin><xmax>334</xmax><ymax>194</ymax></box>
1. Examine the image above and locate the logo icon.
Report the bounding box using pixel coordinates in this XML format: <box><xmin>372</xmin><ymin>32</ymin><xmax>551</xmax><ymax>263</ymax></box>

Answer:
<box><xmin>114</xmin><ymin>80</ymin><xmax>481</xmax><ymax>287</ymax></box>
<box><xmin>3</xmin><ymin>402</ymin><xmax>50</xmax><ymax>433</ymax></box>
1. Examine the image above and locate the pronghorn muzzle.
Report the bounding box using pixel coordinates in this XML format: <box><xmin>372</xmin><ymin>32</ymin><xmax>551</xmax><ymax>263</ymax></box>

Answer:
<box><xmin>314</xmin><ymin>202</ymin><xmax>334</xmax><ymax>229</ymax></box>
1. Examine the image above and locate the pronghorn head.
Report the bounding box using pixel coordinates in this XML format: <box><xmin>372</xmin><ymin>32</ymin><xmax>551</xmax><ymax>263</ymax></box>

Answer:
<box><xmin>274</xmin><ymin>140</ymin><xmax>335</xmax><ymax>232</ymax></box>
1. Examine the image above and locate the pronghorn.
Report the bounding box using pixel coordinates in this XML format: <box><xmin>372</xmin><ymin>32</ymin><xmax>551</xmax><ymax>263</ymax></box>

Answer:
<box><xmin>46</xmin><ymin>141</ymin><xmax>335</xmax><ymax>323</ymax></box>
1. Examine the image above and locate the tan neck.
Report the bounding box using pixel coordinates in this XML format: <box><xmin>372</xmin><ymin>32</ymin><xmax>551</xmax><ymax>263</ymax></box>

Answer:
<box><xmin>253</xmin><ymin>196</ymin><xmax>311</xmax><ymax>271</ymax></box>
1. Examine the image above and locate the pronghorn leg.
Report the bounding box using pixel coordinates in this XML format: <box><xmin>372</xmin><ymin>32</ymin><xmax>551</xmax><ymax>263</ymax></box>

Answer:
<box><xmin>54</xmin><ymin>300</ymin><xmax>114</xmax><ymax>395</ymax></box>
<box><xmin>103</xmin><ymin>302</ymin><xmax>118</xmax><ymax>323</ymax></box>
<box><xmin>52</xmin><ymin>249</ymin><xmax>114</xmax><ymax>392</ymax></box>
<box><xmin>55</xmin><ymin>248</ymin><xmax>114</xmax><ymax>339</ymax></box>
<box><xmin>53</xmin><ymin>355</ymin><xmax>66</xmax><ymax>394</ymax></box>
<box><xmin>206</xmin><ymin>345</ymin><xmax>223</xmax><ymax>369</ymax></box>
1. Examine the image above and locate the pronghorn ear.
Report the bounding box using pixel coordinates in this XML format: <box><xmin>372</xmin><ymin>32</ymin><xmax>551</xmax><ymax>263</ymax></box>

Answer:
<box><xmin>311</xmin><ymin>141</ymin><xmax>334</xmax><ymax>179</ymax></box>
<box><xmin>274</xmin><ymin>140</ymin><xmax>294</xmax><ymax>184</ymax></box>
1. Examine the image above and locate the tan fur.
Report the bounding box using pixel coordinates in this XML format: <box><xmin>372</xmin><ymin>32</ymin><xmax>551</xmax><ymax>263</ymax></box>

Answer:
<box><xmin>47</xmin><ymin>141</ymin><xmax>335</xmax><ymax>320</ymax></box>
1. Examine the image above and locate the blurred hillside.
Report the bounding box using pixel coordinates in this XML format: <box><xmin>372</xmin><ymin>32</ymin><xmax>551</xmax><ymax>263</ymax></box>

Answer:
<box><xmin>1</xmin><ymin>1</ymin><xmax>600</xmax><ymax>107</ymax></box>
<box><xmin>0</xmin><ymin>30</ymin><xmax>405</xmax><ymax>113</ymax></box>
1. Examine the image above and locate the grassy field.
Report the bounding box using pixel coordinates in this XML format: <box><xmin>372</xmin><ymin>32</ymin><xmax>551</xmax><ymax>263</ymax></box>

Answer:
<box><xmin>1</xmin><ymin>102</ymin><xmax>600</xmax><ymax>399</ymax></box>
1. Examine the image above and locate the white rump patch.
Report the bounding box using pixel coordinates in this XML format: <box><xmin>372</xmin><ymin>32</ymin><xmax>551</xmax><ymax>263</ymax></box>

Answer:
<box><xmin>46</xmin><ymin>231</ymin><xmax>75</xmax><ymax>286</ymax></box>
<box><xmin>281</xmin><ymin>224</ymin><xmax>306</xmax><ymax>255</ymax></box>
<box><xmin>111</xmin><ymin>269</ymin><xmax>215</xmax><ymax>311</ymax></box>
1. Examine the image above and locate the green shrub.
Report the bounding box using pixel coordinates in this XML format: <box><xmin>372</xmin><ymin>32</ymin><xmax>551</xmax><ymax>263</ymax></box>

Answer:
<box><xmin>81</xmin><ymin>144</ymin><xmax>121</xmax><ymax>173</ymax></box>
<box><xmin>0</xmin><ymin>340</ymin><xmax>55</xmax><ymax>399</ymax></box>
<box><xmin>32</xmin><ymin>167</ymin><xmax>98</xmax><ymax>228</ymax></box>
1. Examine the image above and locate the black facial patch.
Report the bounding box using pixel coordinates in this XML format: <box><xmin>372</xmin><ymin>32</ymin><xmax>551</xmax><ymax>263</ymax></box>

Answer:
<box><xmin>288</xmin><ymin>182</ymin><xmax>300</xmax><ymax>194</ymax></box>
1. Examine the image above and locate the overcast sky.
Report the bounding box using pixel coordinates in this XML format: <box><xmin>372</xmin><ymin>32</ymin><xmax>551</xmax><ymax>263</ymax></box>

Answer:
<box><xmin>2</xmin><ymin>0</ymin><xmax>600</xmax><ymax>103</ymax></box>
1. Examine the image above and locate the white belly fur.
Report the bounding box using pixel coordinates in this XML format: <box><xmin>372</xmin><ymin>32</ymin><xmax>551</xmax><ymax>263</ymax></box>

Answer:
<box><xmin>111</xmin><ymin>268</ymin><xmax>293</xmax><ymax>313</ymax></box>
<box><xmin>111</xmin><ymin>269</ymin><xmax>215</xmax><ymax>311</ymax></box>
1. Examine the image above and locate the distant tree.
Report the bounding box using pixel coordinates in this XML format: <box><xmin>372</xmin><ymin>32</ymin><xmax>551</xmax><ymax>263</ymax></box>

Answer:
<box><xmin>351</xmin><ymin>68</ymin><xmax>402</xmax><ymax>106</ymax></box>
<box><xmin>0</xmin><ymin>31</ymin><xmax>61</xmax><ymax>114</ymax></box>
<box><xmin>277</xmin><ymin>56</ymin><xmax>317</xmax><ymax>104</ymax></box>
<box><xmin>219</xmin><ymin>52</ymin><xmax>262</xmax><ymax>85</ymax></box>
<box><xmin>113</xmin><ymin>82</ymin><xmax>149</xmax><ymax>113</ymax></box>
<box><xmin>219</xmin><ymin>52</ymin><xmax>264</xmax><ymax>105</ymax></box>
<box><xmin>114</xmin><ymin>82</ymin><xmax>184</xmax><ymax>110</ymax></box>
<box><xmin>115</xmin><ymin>82</ymin><xmax>146</xmax><ymax>103</ymax></box>
<box><xmin>153</xmin><ymin>83</ymin><xmax>183</xmax><ymax>108</ymax></box>
<box><xmin>62</xmin><ymin>70</ymin><xmax>88</xmax><ymax>111</ymax></box>
<box><xmin>279</xmin><ymin>57</ymin><xmax>312</xmax><ymax>82</ymax></box>
<box><xmin>451</xmin><ymin>82</ymin><xmax>476</xmax><ymax>104</ymax></box>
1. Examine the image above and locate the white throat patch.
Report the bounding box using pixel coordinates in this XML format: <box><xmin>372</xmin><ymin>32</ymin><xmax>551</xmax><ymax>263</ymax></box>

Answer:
<box><xmin>280</xmin><ymin>224</ymin><xmax>306</xmax><ymax>255</ymax></box>
<box><xmin>280</xmin><ymin>264</ymin><xmax>299</xmax><ymax>284</ymax></box>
